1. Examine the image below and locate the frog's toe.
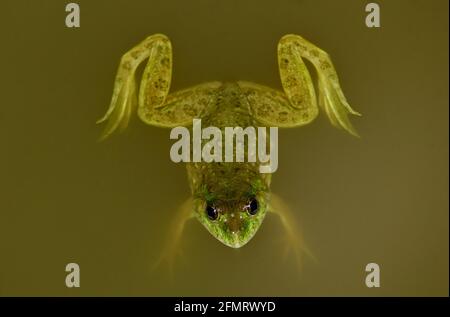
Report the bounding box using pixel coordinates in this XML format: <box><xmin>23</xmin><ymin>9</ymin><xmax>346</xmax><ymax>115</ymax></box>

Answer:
<box><xmin>152</xmin><ymin>244</ymin><xmax>183</xmax><ymax>279</ymax></box>
<box><xmin>151</xmin><ymin>198</ymin><xmax>194</xmax><ymax>278</ymax></box>
<box><xmin>280</xmin><ymin>234</ymin><xmax>311</xmax><ymax>273</ymax></box>
<box><xmin>277</xmin><ymin>34</ymin><xmax>361</xmax><ymax>135</ymax></box>
<box><xmin>97</xmin><ymin>34</ymin><xmax>173</xmax><ymax>140</ymax></box>
<box><xmin>270</xmin><ymin>193</ymin><xmax>315</xmax><ymax>272</ymax></box>
<box><xmin>97</xmin><ymin>74</ymin><xmax>137</xmax><ymax>141</ymax></box>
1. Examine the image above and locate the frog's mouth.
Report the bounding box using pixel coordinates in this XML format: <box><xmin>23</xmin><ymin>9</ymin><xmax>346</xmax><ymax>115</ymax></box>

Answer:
<box><xmin>222</xmin><ymin>229</ymin><xmax>258</xmax><ymax>248</ymax></box>
<box><xmin>223</xmin><ymin>233</ymin><xmax>251</xmax><ymax>249</ymax></box>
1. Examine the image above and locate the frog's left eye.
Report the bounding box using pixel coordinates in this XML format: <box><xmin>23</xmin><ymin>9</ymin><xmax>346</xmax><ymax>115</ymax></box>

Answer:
<box><xmin>244</xmin><ymin>198</ymin><xmax>259</xmax><ymax>216</ymax></box>
<box><xmin>206</xmin><ymin>204</ymin><xmax>218</xmax><ymax>221</ymax></box>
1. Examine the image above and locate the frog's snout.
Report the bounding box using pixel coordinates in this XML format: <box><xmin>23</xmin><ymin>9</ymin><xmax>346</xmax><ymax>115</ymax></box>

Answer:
<box><xmin>225</xmin><ymin>217</ymin><xmax>248</xmax><ymax>248</ymax></box>
<box><xmin>218</xmin><ymin>210</ymin><xmax>255</xmax><ymax>248</ymax></box>
<box><xmin>223</xmin><ymin>212</ymin><xmax>242</xmax><ymax>234</ymax></box>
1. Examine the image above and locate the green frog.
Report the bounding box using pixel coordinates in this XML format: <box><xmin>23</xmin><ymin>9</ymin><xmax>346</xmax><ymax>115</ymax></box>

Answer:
<box><xmin>97</xmin><ymin>33</ymin><xmax>360</xmax><ymax>267</ymax></box>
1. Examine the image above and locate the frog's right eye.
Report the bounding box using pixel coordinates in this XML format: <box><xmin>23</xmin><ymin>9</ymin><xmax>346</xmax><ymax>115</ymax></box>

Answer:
<box><xmin>206</xmin><ymin>204</ymin><xmax>218</xmax><ymax>221</ymax></box>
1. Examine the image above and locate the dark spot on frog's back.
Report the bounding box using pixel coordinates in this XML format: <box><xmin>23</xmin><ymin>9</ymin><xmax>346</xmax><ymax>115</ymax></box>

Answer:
<box><xmin>122</xmin><ymin>61</ymin><xmax>131</xmax><ymax>71</ymax></box>
<box><xmin>257</xmin><ymin>103</ymin><xmax>273</xmax><ymax>117</ymax></box>
<box><xmin>280</xmin><ymin>58</ymin><xmax>289</xmax><ymax>69</ymax></box>
<box><xmin>320</xmin><ymin>60</ymin><xmax>331</xmax><ymax>70</ymax></box>
<box><xmin>183</xmin><ymin>103</ymin><xmax>196</xmax><ymax>116</ymax></box>
<box><xmin>278</xmin><ymin>111</ymin><xmax>288</xmax><ymax>122</ymax></box>
<box><xmin>302</xmin><ymin>112</ymin><xmax>309</xmax><ymax>120</ymax></box>
<box><xmin>160</xmin><ymin>57</ymin><xmax>170</xmax><ymax>67</ymax></box>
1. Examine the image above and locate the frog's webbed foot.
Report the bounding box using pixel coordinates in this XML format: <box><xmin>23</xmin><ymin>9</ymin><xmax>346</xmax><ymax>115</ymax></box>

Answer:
<box><xmin>269</xmin><ymin>193</ymin><xmax>315</xmax><ymax>272</ymax></box>
<box><xmin>97</xmin><ymin>34</ymin><xmax>169</xmax><ymax>140</ymax></box>
<box><xmin>97</xmin><ymin>33</ymin><xmax>221</xmax><ymax>140</ymax></box>
<box><xmin>152</xmin><ymin>198</ymin><xmax>194</xmax><ymax>278</ymax></box>
<box><xmin>239</xmin><ymin>34</ymin><xmax>360</xmax><ymax>136</ymax></box>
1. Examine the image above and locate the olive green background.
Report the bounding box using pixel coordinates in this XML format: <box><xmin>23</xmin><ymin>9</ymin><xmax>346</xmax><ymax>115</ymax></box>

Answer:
<box><xmin>0</xmin><ymin>0</ymin><xmax>448</xmax><ymax>296</ymax></box>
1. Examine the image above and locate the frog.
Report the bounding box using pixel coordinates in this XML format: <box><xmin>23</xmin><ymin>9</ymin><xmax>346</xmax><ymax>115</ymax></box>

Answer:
<box><xmin>97</xmin><ymin>33</ymin><xmax>360</xmax><ymax>268</ymax></box>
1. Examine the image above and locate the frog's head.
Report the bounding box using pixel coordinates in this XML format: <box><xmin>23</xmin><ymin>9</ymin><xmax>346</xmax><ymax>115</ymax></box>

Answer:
<box><xmin>193</xmin><ymin>173</ymin><xmax>271</xmax><ymax>248</ymax></box>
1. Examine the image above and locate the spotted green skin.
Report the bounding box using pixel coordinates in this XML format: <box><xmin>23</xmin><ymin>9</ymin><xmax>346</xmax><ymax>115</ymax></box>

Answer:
<box><xmin>186</xmin><ymin>83</ymin><xmax>272</xmax><ymax>248</ymax></box>
<box><xmin>98</xmin><ymin>34</ymin><xmax>360</xmax><ymax>249</ymax></box>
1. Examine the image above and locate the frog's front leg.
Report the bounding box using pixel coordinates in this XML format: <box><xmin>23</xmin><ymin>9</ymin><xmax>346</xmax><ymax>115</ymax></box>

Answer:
<box><xmin>269</xmin><ymin>193</ymin><xmax>315</xmax><ymax>271</ymax></box>
<box><xmin>97</xmin><ymin>33</ymin><xmax>221</xmax><ymax>140</ymax></box>
<box><xmin>152</xmin><ymin>198</ymin><xmax>194</xmax><ymax>277</ymax></box>
<box><xmin>240</xmin><ymin>34</ymin><xmax>360</xmax><ymax>136</ymax></box>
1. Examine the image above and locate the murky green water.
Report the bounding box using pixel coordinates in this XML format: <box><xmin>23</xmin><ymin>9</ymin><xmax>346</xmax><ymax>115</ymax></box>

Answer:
<box><xmin>0</xmin><ymin>0</ymin><xmax>448</xmax><ymax>296</ymax></box>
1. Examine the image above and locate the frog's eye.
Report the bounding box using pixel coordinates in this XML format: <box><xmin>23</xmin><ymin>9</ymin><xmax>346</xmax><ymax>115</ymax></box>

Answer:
<box><xmin>245</xmin><ymin>198</ymin><xmax>259</xmax><ymax>216</ymax></box>
<box><xmin>206</xmin><ymin>204</ymin><xmax>218</xmax><ymax>221</ymax></box>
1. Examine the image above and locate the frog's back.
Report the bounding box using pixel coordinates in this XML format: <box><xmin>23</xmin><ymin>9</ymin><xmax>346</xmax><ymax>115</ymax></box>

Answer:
<box><xmin>187</xmin><ymin>82</ymin><xmax>263</xmax><ymax>200</ymax></box>
<box><xmin>201</xmin><ymin>82</ymin><xmax>254</xmax><ymax>128</ymax></box>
